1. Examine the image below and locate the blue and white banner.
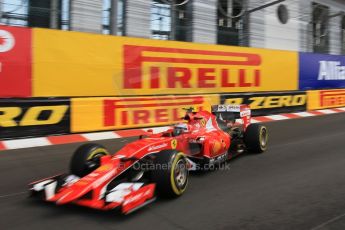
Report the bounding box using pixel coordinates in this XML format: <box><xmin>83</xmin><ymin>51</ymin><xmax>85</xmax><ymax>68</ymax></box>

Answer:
<box><xmin>299</xmin><ymin>52</ymin><xmax>345</xmax><ymax>90</ymax></box>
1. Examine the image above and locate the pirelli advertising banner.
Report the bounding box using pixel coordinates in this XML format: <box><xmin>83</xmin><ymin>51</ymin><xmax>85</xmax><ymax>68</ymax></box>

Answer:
<box><xmin>0</xmin><ymin>25</ymin><xmax>32</xmax><ymax>97</ymax></box>
<box><xmin>0</xmin><ymin>98</ymin><xmax>70</xmax><ymax>139</ymax></box>
<box><xmin>299</xmin><ymin>53</ymin><xmax>345</xmax><ymax>90</ymax></box>
<box><xmin>71</xmin><ymin>95</ymin><xmax>219</xmax><ymax>133</ymax></box>
<box><xmin>33</xmin><ymin>28</ymin><xmax>299</xmax><ymax>97</ymax></box>
<box><xmin>220</xmin><ymin>91</ymin><xmax>307</xmax><ymax>116</ymax></box>
<box><xmin>307</xmin><ymin>89</ymin><xmax>345</xmax><ymax>110</ymax></box>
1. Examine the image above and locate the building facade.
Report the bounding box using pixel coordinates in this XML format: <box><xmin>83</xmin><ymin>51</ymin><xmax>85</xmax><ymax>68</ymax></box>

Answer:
<box><xmin>1</xmin><ymin>0</ymin><xmax>345</xmax><ymax>54</ymax></box>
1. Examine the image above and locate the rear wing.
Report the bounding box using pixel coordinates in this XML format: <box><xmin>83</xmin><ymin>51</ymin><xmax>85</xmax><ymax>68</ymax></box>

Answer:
<box><xmin>211</xmin><ymin>104</ymin><xmax>251</xmax><ymax>128</ymax></box>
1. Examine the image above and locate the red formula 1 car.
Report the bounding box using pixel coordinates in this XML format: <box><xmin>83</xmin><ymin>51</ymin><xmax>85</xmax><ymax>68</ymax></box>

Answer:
<box><xmin>29</xmin><ymin>104</ymin><xmax>268</xmax><ymax>214</ymax></box>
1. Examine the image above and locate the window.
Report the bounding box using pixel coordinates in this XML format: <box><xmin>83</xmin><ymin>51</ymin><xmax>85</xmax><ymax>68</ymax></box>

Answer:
<box><xmin>60</xmin><ymin>0</ymin><xmax>70</xmax><ymax>30</ymax></box>
<box><xmin>151</xmin><ymin>0</ymin><xmax>191</xmax><ymax>41</ymax></box>
<box><xmin>28</xmin><ymin>0</ymin><xmax>70</xmax><ymax>29</ymax></box>
<box><xmin>342</xmin><ymin>15</ymin><xmax>345</xmax><ymax>54</ymax></box>
<box><xmin>0</xmin><ymin>0</ymin><xmax>70</xmax><ymax>29</ymax></box>
<box><xmin>312</xmin><ymin>2</ymin><xmax>329</xmax><ymax>54</ymax></box>
<box><xmin>103</xmin><ymin>0</ymin><xmax>125</xmax><ymax>35</ymax></box>
<box><xmin>116</xmin><ymin>0</ymin><xmax>125</xmax><ymax>35</ymax></box>
<box><xmin>103</xmin><ymin>0</ymin><xmax>111</xmax><ymax>34</ymax></box>
<box><xmin>28</xmin><ymin>0</ymin><xmax>52</xmax><ymax>28</ymax></box>
<box><xmin>151</xmin><ymin>1</ymin><xmax>171</xmax><ymax>40</ymax></box>
<box><xmin>1</xmin><ymin>0</ymin><xmax>29</xmax><ymax>26</ymax></box>
<box><xmin>217</xmin><ymin>0</ymin><xmax>246</xmax><ymax>46</ymax></box>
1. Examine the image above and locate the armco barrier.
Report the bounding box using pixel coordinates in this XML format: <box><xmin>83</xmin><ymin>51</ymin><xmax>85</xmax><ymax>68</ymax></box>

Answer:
<box><xmin>299</xmin><ymin>52</ymin><xmax>345</xmax><ymax>90</ymax></box>
<box><xmin>307</xmin><ymin>89</ymin><xmax>345</xmax><ymax>110</ymax></box>
<box><xmin>32</xmin><ymin>28</ymin><xmax>299</xmax><ymax>97</ymax></box>
<box><xmin>0</xmin><ymin>98</ymin><xmax>70</xmax><ymax>139</ymax></box>
<box><xmin>70</xmin><ymin>91</ymin><xmax>307</xmax><ymax>134</ymax></box>
<box><xmin>220</xmin><ymin>91</ymin><xmax>307</xmax><ymax>117</ymax></box>
<box><xmin>2</xmin><ymin>89</ymin><xmax>345</xmax><ymax>139</ymax></box>
<box><xmin>0</xmin><ymin>25</ymin><xmax>32</xmax><ymax>97</ymax></box>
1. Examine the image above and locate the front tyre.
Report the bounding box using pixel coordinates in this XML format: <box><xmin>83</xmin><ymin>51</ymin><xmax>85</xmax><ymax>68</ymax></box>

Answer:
<box><xmin>152</xmin><ymin>150</ymin><xmax>188</xmax><ymax>198</ymax></box>
<box><xmin>244</xmin><ymin>124</ymin><xmax>268</xmax><ymax>153</ymax></box>
<box><xmin>70</xmin><ymin>143</ymin><xmax>110</xmax><ymax>177</ymax></box>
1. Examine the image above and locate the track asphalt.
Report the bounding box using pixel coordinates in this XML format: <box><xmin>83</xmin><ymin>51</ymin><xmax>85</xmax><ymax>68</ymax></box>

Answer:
<box><xmin>0</xmin><ymin>113</ymin><xmax>345</xmax><ymax>230</ymax></box>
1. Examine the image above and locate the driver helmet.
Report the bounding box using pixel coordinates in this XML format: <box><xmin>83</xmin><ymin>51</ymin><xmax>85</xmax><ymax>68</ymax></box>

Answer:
<box><xmin>173</xmin><ymin>123</ymin><xmax>189</xmax><ymax>136</ymax></box>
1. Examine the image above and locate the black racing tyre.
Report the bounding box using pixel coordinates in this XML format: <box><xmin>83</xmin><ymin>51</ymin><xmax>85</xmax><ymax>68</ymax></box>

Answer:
<box><xmin>152</xmin><ymin>150</ymin><xmax>188</xmax><ymax>198</ymax></box>
<box><xmin>70</xmin><ymin>143</ymin><xmax>110</xmax><ymax>177</ymax></box>
<box><xmin>244</xmin><ymin>124</ymin><xmax>268</xmax><ymax>153</ymax></box>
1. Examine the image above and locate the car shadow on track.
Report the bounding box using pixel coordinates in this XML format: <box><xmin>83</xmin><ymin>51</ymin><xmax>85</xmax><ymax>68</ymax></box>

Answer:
<box><xmin>189</xmin><ymin>152</ymin><xmax>255</xmax><ymax>177</ymax></box>
<box><xmin>23</xmin><ymin>197</ymin><xmax>154</xmax><ymax>223</ymax></box>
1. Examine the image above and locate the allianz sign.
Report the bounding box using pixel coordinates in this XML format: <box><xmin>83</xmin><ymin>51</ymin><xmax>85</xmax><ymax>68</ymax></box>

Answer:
<box><xmin>318</xmin><ymin>61</ymin><xmax>345</xmax><ymax>80</ymax></box>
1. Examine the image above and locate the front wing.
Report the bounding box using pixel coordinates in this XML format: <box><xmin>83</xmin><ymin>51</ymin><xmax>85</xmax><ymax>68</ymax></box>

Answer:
<box><xmin>29</xmin><ymin>174</ymin><xmax>156</xmax><ymax>214</ymax></box>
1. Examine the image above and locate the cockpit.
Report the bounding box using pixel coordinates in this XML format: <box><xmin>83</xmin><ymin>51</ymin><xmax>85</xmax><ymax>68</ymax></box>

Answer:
<box><xmin>173</xmin><ymin>123</ymin><xmax>189</xmax><ymax>136</ymax></box>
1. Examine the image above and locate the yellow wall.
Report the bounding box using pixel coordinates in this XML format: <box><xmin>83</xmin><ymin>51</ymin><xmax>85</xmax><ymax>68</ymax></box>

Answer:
<box><xmin>33</xmin><ymin>28</ymin><xmax>299</xmax><ymax>97</ymax></box>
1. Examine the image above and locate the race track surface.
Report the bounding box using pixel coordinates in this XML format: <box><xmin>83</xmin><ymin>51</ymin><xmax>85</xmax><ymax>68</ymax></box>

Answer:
<box><xmin>1</xmin><ymin>113</ymin><xmax>345</xmax><ymax>230</ymax></box>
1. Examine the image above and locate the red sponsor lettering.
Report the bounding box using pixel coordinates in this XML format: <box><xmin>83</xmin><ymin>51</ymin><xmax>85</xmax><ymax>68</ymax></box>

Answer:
<box><xmin>239</xmin><ymin>69</ymin><xmax>251</xmax><ymax>87</ymax></box>
<box><xmin>320</xmin><ymin>90</ymin><xmax>345</xmax><ymax>107</ymax></box>
<box><xmin>133</xmin><ymin>110</ymin><xmax>150</xmax><ymax>124</ymax></box>
<box><xmin>221</xmin><ymin>69</ymin><xmax>236</xmax><ymax>87</ymax></box>
<box><xmin>156</xmin><ymin>109</ymin><xmax>169</xmax><ymax>123</ymax></box>
<box><xmin>103</xmin><ymin>96</ymin><xmax>205</xmax><ymax>127</ymax></box>
<box><xmin>198</xmin><ymin>68</ymin><xmax>216</xmax><ymax>88</ymax></box>
<box><xmin>123</xmin><ymin>45</ymin><xmax>262</xmax><ymax>89</ymax></box>
<box><xmin>167</xmin><ymin>67</ymin><xmax>192</xmax><ymax>88</ymax></box>
<box><xmin>150</xmin><ymin>67</ymin><xmax>160</xmax><ymax>88</ymax></box>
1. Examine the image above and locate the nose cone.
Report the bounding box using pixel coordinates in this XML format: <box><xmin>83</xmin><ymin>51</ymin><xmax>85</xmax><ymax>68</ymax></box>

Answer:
<box><xmin>50</xmin><ymin>182</ymin><xmax>92</xmax><ymax>205</ymax></box>
<box><xmin>55</xmin><ymin>189</ymin><xmax>87</xmax><ymax>205</ymax></box>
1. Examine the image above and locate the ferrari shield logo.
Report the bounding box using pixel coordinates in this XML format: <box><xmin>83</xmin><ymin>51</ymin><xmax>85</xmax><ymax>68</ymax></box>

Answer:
<box><xmin>200</xmin><ymin>118</ymin><xmax>206</xmax><ymax>127</ymax></box>
<box><xmin>171</xmin><ymin>139</ymin><xmax>178</xmax><ymax>149</ymax></box>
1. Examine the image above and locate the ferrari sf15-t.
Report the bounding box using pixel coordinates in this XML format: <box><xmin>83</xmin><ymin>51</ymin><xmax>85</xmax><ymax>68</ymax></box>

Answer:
<box><xmin>29</xmin><ymin>104</ymin><xmax>269</xmax><ymax>214</ymax></box>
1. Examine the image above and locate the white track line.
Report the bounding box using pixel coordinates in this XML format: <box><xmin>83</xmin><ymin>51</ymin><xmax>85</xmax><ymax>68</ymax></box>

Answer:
<box><xmin>0</xmin><ymin>191</ymin><xmax>27</xmax><ymax>199</ymax></box>
<box><xmin>318</xmin><ymin>109</ymin><xmax>337</xmax><ymax>114</ymax></box>
<box><xmin>82</xmin><ymin>131</ymin><xmax>121</xmax><ymax>141</ymax></box>
<box><xmin>265</xmin><ymin>115</ymin><xmax>289</xmax><ymax>120</ymax></box>
<box><xmin>310</xmin><ymin>212</ymin><xmax>345</xmax><ymax>230</ymax></box>
<box><xmin>3</xmin><ymin>137</ymin><xmax>51</xmax><ymax>150</ymax></box>
<box><xmin>292</xmin><ymin>112</ymin><xmax>316</xmax><ymax>117</ymax></box>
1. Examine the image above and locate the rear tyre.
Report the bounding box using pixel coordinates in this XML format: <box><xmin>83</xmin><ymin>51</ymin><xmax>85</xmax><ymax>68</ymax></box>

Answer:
<box><xmin>244</xmin><ymin>124</ymin><xmax>268</xmax><ymax>153</ymax></box>
<box><xmin>70</xmin><ymin>143</ymin><xmax>110</xmax><ymax>177</ymax></box>
<box><xmin>152</xmin><ymin>150</ymin><xmax>188</xmax><ymax>198</ymax></box>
